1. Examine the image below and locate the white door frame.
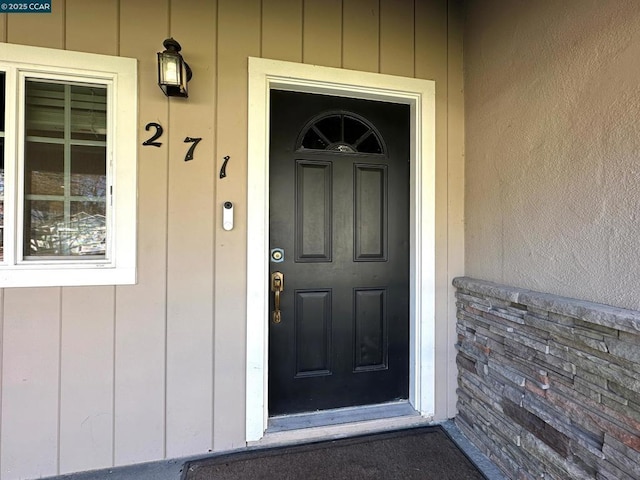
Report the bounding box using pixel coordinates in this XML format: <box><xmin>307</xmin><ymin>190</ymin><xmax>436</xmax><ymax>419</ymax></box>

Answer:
<box><xmin>246</xmin><ymin>57</ymin><xmax>436</xmax><ymax>442</ymax></box>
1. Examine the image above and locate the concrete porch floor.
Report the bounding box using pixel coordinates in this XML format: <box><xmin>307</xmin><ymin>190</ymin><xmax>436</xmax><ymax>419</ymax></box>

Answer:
<box><xmin>40</xmin><ymin>419</ymin><xmax>506</xmax><ymax>480</ymax></box>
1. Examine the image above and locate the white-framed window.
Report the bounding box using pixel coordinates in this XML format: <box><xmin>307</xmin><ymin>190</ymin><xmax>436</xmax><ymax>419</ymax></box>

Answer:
<box><xmin>0</xmin><ymin>43</ymin><xmax>137</xmax><ymax>287</ymax></box>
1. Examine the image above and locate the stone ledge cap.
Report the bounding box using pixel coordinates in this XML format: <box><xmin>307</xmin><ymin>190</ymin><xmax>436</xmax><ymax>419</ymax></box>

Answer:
<box><xmin>453</xmin><ymin>277</ymin><xmax>640</xmax><ymax>335</ymax></box>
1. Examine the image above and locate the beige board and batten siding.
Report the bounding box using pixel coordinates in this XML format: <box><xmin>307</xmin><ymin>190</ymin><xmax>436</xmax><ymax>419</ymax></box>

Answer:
<box><xmin>0</xmin><ymin>1</ymin><xmax>463</xmax><ymax>479</ymax></box>
<box><xmin>116</xmin><ymin>1</ymin><xmax>169</xmax><ymax>467</ymax></box>
<box><xmin>1</xmin><ymin>6</ymin><xmax>65</xmax><ymax>480</ymax></box>
<box><xmin>464</xmin><ymin>0</ymin><xmax>640</xmax><ymax>311</ymax></box>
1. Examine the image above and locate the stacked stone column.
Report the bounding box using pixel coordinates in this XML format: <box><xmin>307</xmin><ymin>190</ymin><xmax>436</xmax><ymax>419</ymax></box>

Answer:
<box><xmin>454</xmin><ymin>277</ymin><xmax>640</xmax><ymax>480</ymax></box>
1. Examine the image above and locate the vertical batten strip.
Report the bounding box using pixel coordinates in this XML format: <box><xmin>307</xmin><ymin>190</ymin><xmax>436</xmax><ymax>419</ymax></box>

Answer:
<box><xmin>262</xmin><ymin>0</ymin><xmax>303</xmax><ymax>63</ymax></box>
<box><xmin>341</xmin><ymin>0</ymin><xmax>344</xmax><ymax>67</ymax></box>
<box><xmin>5</xmin><ymin>0</ymin><xmax>63</xmax><ymax>48</ymax></box>
<box><xmin>58</xmin><ymin>1</ymin><xmax>119</xmax><ymax>473</ymax></box>
<box><xmin>378</xmin><ymin>0</ymin><xmax>381</xmax><ymax>72</ymax></box>
<box><xmin>163</xmin><ymin>5</ymin><xmax>170</xmax><ymax>460</ymax></box>
<box><xmin>115</xmin><ymin>0</ymin><xmax>169</xmax><ymax>466</ymax></box>
<box><xmin>301</xmin><ymin>0</ymin><xmax>305</xmax><ymax>63</ymax></box>
<box><xmin>59</xmin><ymin>287</ymin><xmax>116</xmax><ymax>473</ymax></box>
<box><xmin>163</xmin><ymin>3</ymin><xmax>172</xmax><ymax>462</ymax></box>
<box><xmin>0</xmin><ymin>289</ymin><xmax>3</xmax><ymax>476</ymax></box>
<box><xmin>0</xmin><ymin>41</ymin><xmax>12</xmax><ymax>463</ymax></box>
<box><xmin>113</xmin><ymin>1</ymin><xmax>120</xmax><ymax>466</ymax></box>
<box><xmin>0</xmin><ymin>14</ymin><xmax>6</xmax><ymax>42</ymax></box>
<box><xmin>57</xmin><ymin>290</ymin><xmax>62</xmax><ymax>476</ymax></box>
<box><xmin>214</xmin><ymin>0</ymin><xmax>261</xmax><ymax>451</ymax></box>
<box><xmin>1</xmin><ymin>289</ymin><xmax>62</xmax><ymax>479</ymax></box>
<box><xmin>111</xmin><ymin>286</ymin><xmax>117</xmax><ymax>467</ymax></box>
<box><xmin>342</xmin><ymin>0</ymin><xmax>379</xmax><ymax>73</ymax></box>
<box><xmin>1</xmin><ymin>6</ymin><xmax>65</xmax><ymax>478</ymax></box>
<box><xmin>413</xmin><ymin>0</ymin><xmax>416</xmax><ymax>79</ymax></box>
<box><xmin>65</xmin><ymin>0</ymin><xmax>118</xmax><ymax>55</ymax></box>
<box><xmin>212</xmin><ymin>0</ymin><xmax>220</xmax><ymax>450</ymax></box>
<box><xmin>303</xmin><ymin>0</ymin><xmax>342</xmax><ymax>68</ymax></box>
<box><xmin>446</xmin><ymin>0</ymin><xmax>465</xmax><ymax>419</ymax></box>
<box><xmin>380</xmin><ymin>0</ymin><xmax>415</xmax><ymax>77</ymax></box>
<box><xmin>165</xmin><ymin>0</ymin><xmax>216</xmax><ymax>458</ymax></box>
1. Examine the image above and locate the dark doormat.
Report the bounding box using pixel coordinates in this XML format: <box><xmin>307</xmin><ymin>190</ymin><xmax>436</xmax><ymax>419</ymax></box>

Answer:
<box><xmin>182</xmin><ymin>426</ymin><xmax>487</xmax><ymax>480</ymax></box>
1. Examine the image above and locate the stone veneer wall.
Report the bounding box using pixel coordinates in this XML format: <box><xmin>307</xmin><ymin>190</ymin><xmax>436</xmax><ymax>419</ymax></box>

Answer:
<box><xmin>453</xmin><ymin>277</ymin><xmax>640</xmax><ymax>480</ymax></box>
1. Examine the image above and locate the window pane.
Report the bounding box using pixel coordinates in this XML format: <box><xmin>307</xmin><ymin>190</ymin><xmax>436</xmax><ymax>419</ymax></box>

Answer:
<box><xmin>71</xmin><ymin>84</ymin><xmax>107</xmax><ymax>141</ymax></box>
<box><xmin>23</xmin><ymin>79</ymin><xmax>108</xmax><ymax>259</ymax></box>
<box><xmin>357</xmin><ymin>132</ymin><xmax>383</xmax><ymax>154</ymax></box>
<box><xmin>70</xmin><ymin>201</ymin><xmax>106</xmax><ymax>256</ymax></box>
<box><xmin>316</xmin><ymin>115</ymin><xmax>341</xmax><ymax>144</ymax></box>
<box><xmin>297</xmin><ymin>112</ymin><xmax>384</xmax><ymax>154</ymax></box>
<box><xmin>70</xmin><ymin>145</ymin><xmax>106</xmax><ymax>197</ymax></box>
<box><xmin>24</xmin><ymin>200</ymin><xmax>106</xmax><ymax>257</ymax></box>
<box><xmin>26</xmin><ymin>81</ymin><xmax>65</xmax><ymax>138</ymax></box>
<box><xmin>0</xmin><ymin>138</ymin><xmax>4</xmax><ymax>262</ymax></box>
<box><xmin>344</xmin><ymin>116</ymin><xmax>370</xmax><ymax>146</ymax></box>
<box><xmin>24</xmin><ymin>199</ymin><xmax>64</xmax><ymax>256</ymax></box>
<box><xmin>301</xmin><ymin>128</ymin><xmax>328</xmax><ymax>150</ymax></box>
<box><xmin>25</xmin><ymin>142</ymin><xmax>64</xmax><ymax>195</ymax></box>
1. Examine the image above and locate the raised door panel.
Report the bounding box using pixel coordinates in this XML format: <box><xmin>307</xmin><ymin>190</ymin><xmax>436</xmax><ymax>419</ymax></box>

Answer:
<box><xmin>295</xmin><ymin>290</ymin><xmax>332</xmax><ymax>376</ymax></box>
<box><xmin>354</xmin><ymin>164</ymin><xmax>387</xmax><ymax>261</ymax></box>
<box><xmin>296</xmin><ymin>161</ymin><xmax>332</xmax><ymax>262</ymax></box>
<box><xmin>353</xmin><ymin>288</ymin><xmax>387</xmax><ymax>371</ymax></box>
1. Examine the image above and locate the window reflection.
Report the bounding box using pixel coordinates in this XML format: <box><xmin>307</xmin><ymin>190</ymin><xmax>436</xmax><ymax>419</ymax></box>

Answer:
<box><xmin>24</xmin><ymin>80</ymin><xmax>107</xmax><ymax>258</ymax></box>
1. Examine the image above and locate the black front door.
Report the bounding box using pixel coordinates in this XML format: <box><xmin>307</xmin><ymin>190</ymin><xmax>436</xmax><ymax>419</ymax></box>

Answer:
<box><xmin>268</xmin><ymin>90</ymin><xmax>410</xmax><ymax>415</ymax></box>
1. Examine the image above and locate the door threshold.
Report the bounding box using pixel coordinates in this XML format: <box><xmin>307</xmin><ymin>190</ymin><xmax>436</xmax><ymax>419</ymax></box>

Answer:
<box><xmin>268</xmin><ymin>400</ymin><xmax>418</xmax><ymax>432</ymax></box>
<box><xmin>249</xmin><ymin>401</ymin><xmax>433</xmax><ymax>448</ymax></box>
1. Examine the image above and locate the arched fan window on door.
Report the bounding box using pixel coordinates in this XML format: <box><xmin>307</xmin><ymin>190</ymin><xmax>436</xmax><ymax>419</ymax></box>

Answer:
<box><xmin>296</xmin><ymin>111</ymin><xmax>386</xmax><ymax>155</ymax></box>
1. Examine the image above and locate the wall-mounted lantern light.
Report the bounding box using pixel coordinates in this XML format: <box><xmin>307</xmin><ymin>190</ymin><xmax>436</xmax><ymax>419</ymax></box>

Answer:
<box><xmin>157</xmin><ymin>38</ymin><xmax>192</xmax><ymax>98</ymax></box>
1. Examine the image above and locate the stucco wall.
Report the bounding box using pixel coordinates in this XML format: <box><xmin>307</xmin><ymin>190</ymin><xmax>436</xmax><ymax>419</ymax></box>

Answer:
<box><xmin>464</xmin><ymin>0</ymin><xmax>640</xmax><ymax>310</ymax></box>
<box><xmin>0</xmin><ymin>1</ymin><xmax>464</xmax><ymax>479</ymax></box>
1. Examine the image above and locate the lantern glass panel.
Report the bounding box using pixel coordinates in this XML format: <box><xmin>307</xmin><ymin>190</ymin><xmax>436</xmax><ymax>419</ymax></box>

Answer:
<box><xmin>159</xmin><ymin>53</ymin><xmax>181</xmax><ymax>86</ymax></box>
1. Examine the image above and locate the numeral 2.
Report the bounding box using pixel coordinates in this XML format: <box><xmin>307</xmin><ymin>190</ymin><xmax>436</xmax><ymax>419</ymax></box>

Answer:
<box><xmin>142</xmin><ymin>122</ymin><xmax>163</xmax><ymax>147</ymax></box>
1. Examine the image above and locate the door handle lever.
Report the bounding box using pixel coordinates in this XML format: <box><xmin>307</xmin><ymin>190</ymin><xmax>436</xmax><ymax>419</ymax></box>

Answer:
<box><xmin>271</xmin><ymin>271</ymin><xmax>284</xmax><ymax>324</ymax></box>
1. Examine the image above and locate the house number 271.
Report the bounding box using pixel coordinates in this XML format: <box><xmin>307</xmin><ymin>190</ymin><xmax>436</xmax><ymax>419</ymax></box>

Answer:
<box><xmin>142</xmin><ymin>122</ymin><xmax>202</xmax><ymax>162</ymax></box>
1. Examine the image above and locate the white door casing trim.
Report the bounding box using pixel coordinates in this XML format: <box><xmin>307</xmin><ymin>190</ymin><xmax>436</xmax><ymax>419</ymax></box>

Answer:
<box><xmin>246</xmin><ymin>57</ymin><xmax>436</xmax><ymax>441</ymax></box>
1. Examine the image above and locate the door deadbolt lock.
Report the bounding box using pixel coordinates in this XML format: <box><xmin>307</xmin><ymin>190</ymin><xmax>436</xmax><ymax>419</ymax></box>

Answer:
<box><xmin>271</xmin><ymin>248</ymin><xmax>284</xmax><ymax>263</ymax></box>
